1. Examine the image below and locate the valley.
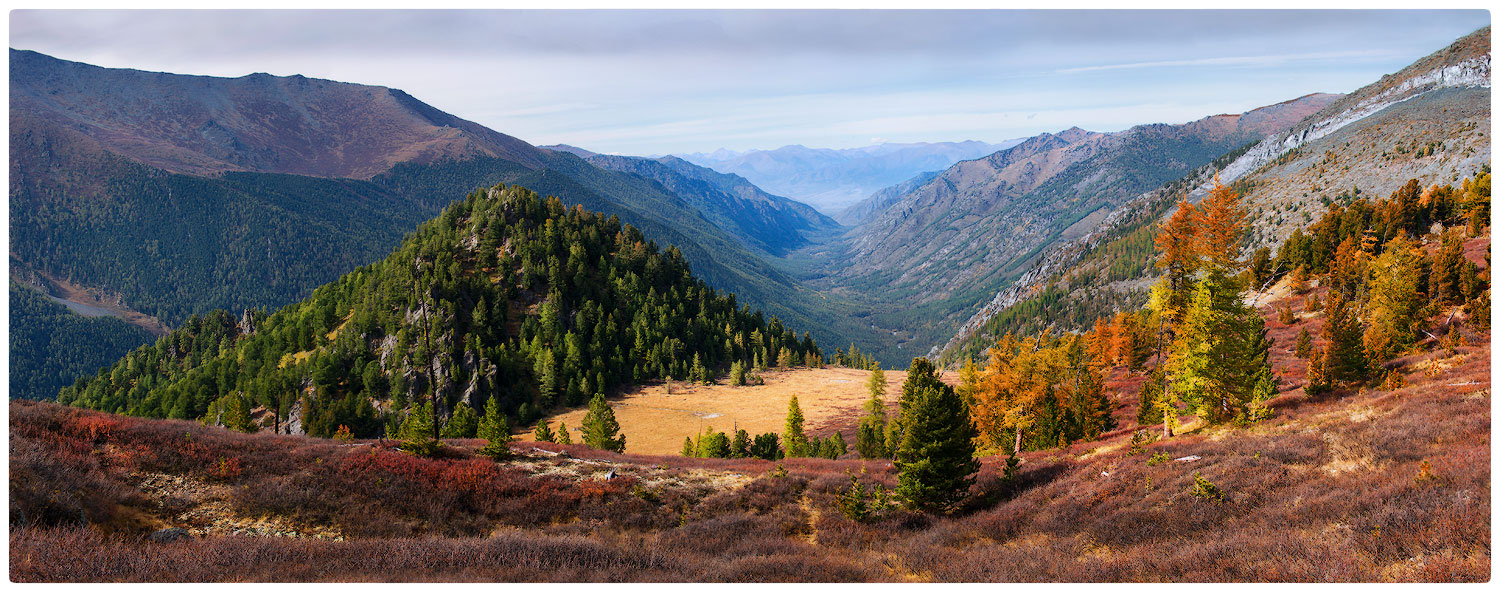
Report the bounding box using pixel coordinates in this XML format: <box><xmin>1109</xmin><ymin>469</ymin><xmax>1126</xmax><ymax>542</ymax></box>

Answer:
<box><xmin>7</xmin><ymin>13</ymin><xmax>1492</xmax><ymax>584</ymax></box>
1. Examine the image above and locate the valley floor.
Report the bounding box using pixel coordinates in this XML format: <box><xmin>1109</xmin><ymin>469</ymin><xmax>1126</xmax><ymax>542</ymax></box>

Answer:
<box><xmin>527</xmin><ymin>367</ymin><xmax>911</xmax><ymax>455</ymax></box>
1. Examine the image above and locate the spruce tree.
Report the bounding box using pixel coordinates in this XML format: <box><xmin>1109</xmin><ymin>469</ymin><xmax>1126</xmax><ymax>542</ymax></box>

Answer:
<box><xmin>555</xmin><ymin>421</ymin><xmax>573</xmax><ymax>445</ymax></box>
<box><xmin>856</xmin><ymin>364</ymin><xmax>889</xmax><ymax>458</ymax></box>
<box><xmin>893</xmin><ymin>358</ymin><xmax>979</xmax><ymax>513</ymax></box>
<box><xmin>682</xmin><ymin>435</ymin><xmax>696</xmax><ymax>457</ymax></box>
<box><xmin>730</xmin><ymin>429</ymin><xmax>751</xmax><ymax>458</ymax></box>
<box><xmin>441</xmin><ymin>401</ymin><xmax>479</xmax><ymax>438</ymax></box>
<box><xmin>581</xmin><ymin>392</ymin><xmax>626</xmax><ymax>453</ymax></box>
<box><xmin>477</xmin><ymin>396</ymin><xmax>510</xmax><ymax>443</ymax></box>
<box><xmin>783</xmin><ymin>394</ymin><xmax>810</xmax><ymax>457</ymax></box>
<box><xmin>1294</xmin><ymin>326</ymin><xmax>1313</xmax><ymax>359</ymax></box>
<box><xmin>1167</xmin><ymin>271</ymin><xmax>1274</xmax><ymax>425</ymax></box>
<box><xmin>1321</xmin><ymin>293</ymin><xmax>1369</xmax><ymax>383</ymax></box>
<box><xmin>533</xmin><ymin>420</ymin><xmax>556</xmax><ymax>443</ymax></box>
<box><xmin>399</xmin><ymin>402</ymin><xmax>438</xmax><ymax>456</ymax></box>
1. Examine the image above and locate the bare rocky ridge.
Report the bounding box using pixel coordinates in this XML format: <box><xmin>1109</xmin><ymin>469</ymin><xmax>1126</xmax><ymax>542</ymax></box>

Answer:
<box><xmin>10</xmin><ymin>49</ymin><xmax>545</xmax><ymax>179</ymax></box>
<box><xmin>934</xmin><ymin>27</ymin><xmax>1491</xmax><ymax>361</ymax></box>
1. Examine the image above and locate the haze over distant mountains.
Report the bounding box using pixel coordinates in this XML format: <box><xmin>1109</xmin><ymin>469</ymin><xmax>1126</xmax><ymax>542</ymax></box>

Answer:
<box><xmin>677</xmin><ymin>140</ymin><xmax>1022</xmax><ymax>213</ymax></box>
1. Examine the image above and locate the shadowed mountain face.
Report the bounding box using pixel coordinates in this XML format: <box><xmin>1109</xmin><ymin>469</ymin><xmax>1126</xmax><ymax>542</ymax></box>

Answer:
<box><xmin>577</xmin><ymin>153</ymin><xmax>840</xmax><ymax>256</ymax></box>
<box><xmin>678</xmin><ymin>140</ymin><xmax>1020</xmax><ymax>213</ymax></box>
<box><xmin>800</xmin><ymin>93</ymin><xmax>1340</xmax><ymax>355</ymax></box>
<box><xmin>10</xmin><ymin>49</ymin><xmax>544</xmax><ymax>179</ymax></box>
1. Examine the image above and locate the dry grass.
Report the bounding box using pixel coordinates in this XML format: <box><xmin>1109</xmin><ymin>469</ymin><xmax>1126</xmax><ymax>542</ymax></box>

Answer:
<box><xmin>523</xmin><ymin>367</ymin><xmax>909</xmax><ymax>455</ymax></box>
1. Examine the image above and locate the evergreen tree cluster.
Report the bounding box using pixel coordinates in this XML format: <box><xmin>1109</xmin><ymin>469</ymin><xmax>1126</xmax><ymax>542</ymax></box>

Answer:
<box><xmin>59</xmin><ymin>184</ymin><xmax>821</xmax><ymax>441</ymax></box>
<box><xmin>9</xmin><ymin>281</ymin><xmax>157</xmax><ymax>401</ymax></box>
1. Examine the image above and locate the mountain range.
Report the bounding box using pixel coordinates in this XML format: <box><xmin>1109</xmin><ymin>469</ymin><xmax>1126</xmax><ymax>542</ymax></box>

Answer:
<box><xmin>936</xmin><ymin>26</ymin><xmax>1491</xmax><ymax>361</ymax></box>
<box><xmin>678</xmin><ymin>140</ymin><xmax>1020</xmax><ymax>213</ymax></box>
<box><xmin>7</xmin><ymin>49</ymin><xmax>874</xmax><ymax>399</ymax></box>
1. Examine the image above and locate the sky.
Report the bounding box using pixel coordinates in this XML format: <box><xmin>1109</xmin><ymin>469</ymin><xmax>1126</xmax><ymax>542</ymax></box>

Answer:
<box><xmin>9</xmin><ymin>9</ymin><xmax>1490</xmax><ymax>155</ymax></box>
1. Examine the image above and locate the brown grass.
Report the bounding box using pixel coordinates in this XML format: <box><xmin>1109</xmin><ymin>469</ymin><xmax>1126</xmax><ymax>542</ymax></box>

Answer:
<box><xmin>523</xmin><ymin>367</ymin><xmax>908</xmax><ymax>455</ymax></box>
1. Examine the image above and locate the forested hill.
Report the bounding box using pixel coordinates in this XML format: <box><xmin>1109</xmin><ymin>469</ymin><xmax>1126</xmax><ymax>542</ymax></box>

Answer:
<box><xmin>59</xmin><ymin>184</ymin><xmax>822</xmax><ymax>438</ymax></box>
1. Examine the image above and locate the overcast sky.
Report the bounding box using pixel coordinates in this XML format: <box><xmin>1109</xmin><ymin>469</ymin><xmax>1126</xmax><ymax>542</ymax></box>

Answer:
<box><xmin>9</xmin><ymin>9</ymin><xmax>1490</xmax><ymax>155</ymax></box>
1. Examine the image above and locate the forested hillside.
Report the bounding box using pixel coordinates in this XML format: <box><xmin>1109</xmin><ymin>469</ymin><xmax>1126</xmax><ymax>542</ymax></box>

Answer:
<box><xmin>9</xmin><ymin>281</ymin><xmax>157</xmax><ymax>401</ymax></box>
<box><xmin>10</xmin><ymin>51</ymin><xmax>876</xmax><ymax>402</ymax></box>
<box><xmin>60</xmin><ymin>184</ymin><xmax>822</xmax><ymax>440</ymax></box>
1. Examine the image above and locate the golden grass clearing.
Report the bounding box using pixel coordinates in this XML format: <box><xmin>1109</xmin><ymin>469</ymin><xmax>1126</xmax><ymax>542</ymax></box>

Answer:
<box><xmin>521</xmin><ymin>367</ymin><xmax>908</xmax><ymax>456</ymax></box>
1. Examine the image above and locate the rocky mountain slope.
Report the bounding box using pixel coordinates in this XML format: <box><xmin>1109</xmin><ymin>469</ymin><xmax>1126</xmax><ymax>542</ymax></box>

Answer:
<box><xmin>805</xmin><ymin>94</ymin><xmax>1337</xmax><ymax>359</ymax></box>
<box><xmin>936</xmin><ymin>27</ymin><xmax>1491</xmax><ymax>362</ymax></box>
<box><xmin>679</xmin><ymin>140</ymin><xmax>1019</xmax><ymax>212</ymax></box>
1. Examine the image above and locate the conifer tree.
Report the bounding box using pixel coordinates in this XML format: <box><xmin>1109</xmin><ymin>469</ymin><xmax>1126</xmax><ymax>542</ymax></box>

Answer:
<box><xmin>731</xmin><ymin>429</ymin><xmax>751</xmax><ymax>458</ymax></box>
<box><xmin>856</xmin><ymin>364</ymin><xmax>889</xmax><ymax>458</ymax></box>
<box><xmin>555</xmin><ymin>421</ymin><xmax>573</xmax><ymax>445</ymax></box>
<box><xmin>729</xmin><ymin>361</ymin><xmax>747</xmax><ymax>386</ymax></box>
<box><xmin>477</xmin><ymin>396</ymin><xmax>509</xmax><ymax>442</ymax></box>
<box><xmin>830</xmin><ymin>431</ymin><xmax>848</xmax><ymax>458</ymax></box>
<box><xmin>1167</xmin><ymin>270</ymin><xmax>1274</xmax><ymax>425</ymax></box>
<box><xmin>533</xmin><ymin>420</ymin><xmax>556</xmax><ymax>443</ymax></box>
<box><xmin>1295</xmin><ymin>326</ymin><xmax>1313</xmax><ymax>359</ymax></box>
<box><xmin>1321</xmin><ymin>293</ymin><xmax>1369</xmax><ymax>383</ymax></box>
<box><xmin>399</xmin><ymin>401</ymin><xmax>438</xmax><ymax>456</ymax></box>
<box><xmin>1364</xmin><ymin>234</ymin><xmax>1426</xmax><ymax>363</ymax></box>
<box><xmin>476</xmin><ymin>397</ymin><xmax>513</xmax><ymax>459</ymax></box>
<box><xmin>1305</xmin><ymin>346</ymin><xmax>1331</xmax><ymax>396</ymax></box>
<box><xmin>893</xmin><ymin>357</ymin><xmax>979</xmax><ymax>513</ymax></box>
<box><xmin>581</xmin><ymin>392</ymin><xmax>626</xmax><ymax>452</ymax></box>
<box><xmin>681</xmin><ymin>435</ymin><xmax>696</xmax><ymax>457</ymax></box>
<box><xmin>783</xmin><ymin>394</ymin><xmax>810</xmax><ymax>457</ymax></box>
<box><xmin>441</xmin><ymin>401</ymin><xmax>479</xmax><ymax>438</ymax></box>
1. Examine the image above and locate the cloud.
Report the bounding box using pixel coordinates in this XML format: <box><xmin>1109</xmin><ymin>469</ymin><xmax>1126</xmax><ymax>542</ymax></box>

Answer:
<box><xmin>8</xmin><ymin>9</ymin><xmax>1490</xmax><ymax>155</ymax></box>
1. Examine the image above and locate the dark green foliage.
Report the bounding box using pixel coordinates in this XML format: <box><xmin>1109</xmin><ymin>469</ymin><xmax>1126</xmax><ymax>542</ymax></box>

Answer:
<box><xmin>835</xmin><ymin>470</ymin><xmax>894</xmax><ymax>522</ymax></box>
<box><xmin>581</xmin><ymin>392</ymin><xmax>625</xmax><ymax>453</ymax></box>
<box><xmin>749</xmin><ymin>432</ymin><xmax>782</xmax><ymax>460</ymax></box>
<box><xmin>893</xmin><ymin>358</ymin><xmax>979</xmax><ymax>513</ymax></box>
<box><xmin>58</xmin><ymin>185</ymin><xmax>820</xmax><ymax>441</ymax></box>
<box><xmin>783</xmin><ymin>394</ymin><xmax>810</xmax><ymax>458</ymax></box>
<box><xmin>1321</xmin><ymin>294</ymin><xmax>1369</xmax><ymax>384</ymax></box>
<box><xmin>8</xmin><ymin>281</ymin><xmax>156</xmax><ymax>401</ymax></box>
<box><xmin>441</xmin><ymin>402</ymin><xmax>478</xmax><ymax>438</ymax></box>
<box><xmin>730</xmin><ymin>429</ymin><xmax>751</xmax><ymax>458</ymax></box>
<box><xmin>533</xmin><ymin>421</ymin><xmax>556</xmax><ymax>444</ymax></box>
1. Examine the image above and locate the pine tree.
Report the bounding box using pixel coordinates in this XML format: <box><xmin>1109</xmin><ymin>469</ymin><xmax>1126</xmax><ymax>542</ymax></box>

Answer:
<box><xmin>1167</xmin><ymin>270</ymin><xmax>1273</xmax><ymax>425</ymax></box>
<box><xmin>729</xmin><ymin>360</ymin><xmax>747</xmax><ymax>386</ymax></box>
<box><xmin>1155</xmin><ymin>196</ymin><xmax>1200</xmax><ymax>321</ymax></box>
<box><xmin>681</xmin><ymin>435</ymin><xmax>696</xmax><ymax>457</ymax></box>
<box><xmin>1295</xmin><ymin>326</ymin><xmax>1313</xmax><ymax>359</ymax></box>
<box><xmin>856</xmin><ymin>364</ymin><xmax>889</xmax><ymax>459</ymax></box>
<box><xmin>1321</xmin><ymin>293</ymin><xmax>1369</xmax><ymax>383</ymax></box>
<box><xmin>1364</xmin><ymin>234</ymin><xmax>1426</xmax><ymax>363</ymax></box>
<box><xmin>783</xmin><ymin>394</ymin><xmax>810</xmax><ymax>457</ymax></box>
<box><xmin>730</xmin><ymin>429</ymin><xmax>751</xmax><ymax>458</ymax></box>
<box><xmin>893</xmin><ymin>358</ymin><xmax>979</xmax><ymax>514</ymax></box>
<box><xmin>581</xmin><ymin>392</ymin><xmax>625</xmax><ymax>453</ymax></box>
<box><xmin>1305</xmin><ymin>346</ymin><xmax>1331</xmax><ymax>396</ymax></box>
<box><xmin>477</xmin><ymin>396</ymin><xmax>510</xmax><ymax>442</ymax></box>
<box><xmin>476</xmin><ymin>397</ymin><xmax>513</xmax><ymax>459</ymax></box>
<box><xmin>830</xmin><ymin>431</ymin><xmax>848</xmax><ymax>458</ymax></box>
<box><xmin>533</xmin><ymin>420</ymin><xmax>556</xmax><ymax>443</ymax></box>
<box><xmin>555</xmin><ymin>421</ymin><xmax>573</xmax><ymax>445</ymax></box>
<box><xmin>441</xmin><ymin>401</ymin><xmax>479</xmax><ymax>438</ymax></box>
<box><xmin>399</xmin><ymin>401</ymin><xmax>438</xmax><ymax>456</ymax></box>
